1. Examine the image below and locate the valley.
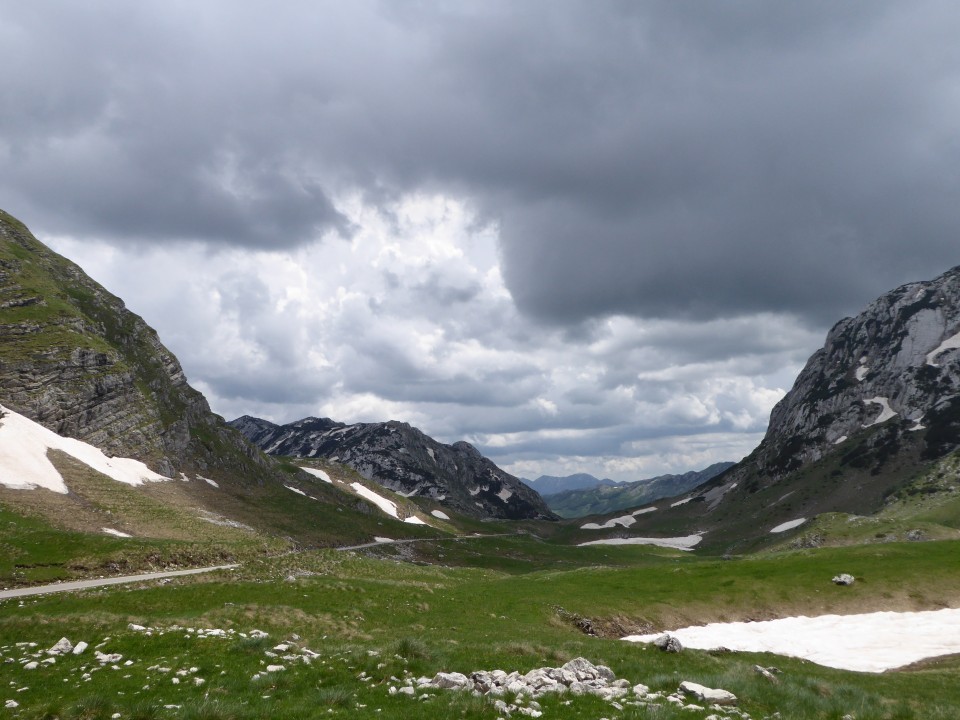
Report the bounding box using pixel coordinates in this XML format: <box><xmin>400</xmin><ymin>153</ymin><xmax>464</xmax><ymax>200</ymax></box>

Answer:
<box><xmin>3</xmin><ymin>208</ymin><xmax>960</xmax><ymax>719</ymax></box>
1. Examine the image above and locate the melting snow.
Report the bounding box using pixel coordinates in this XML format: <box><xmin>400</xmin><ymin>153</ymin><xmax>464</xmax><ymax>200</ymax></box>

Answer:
<box><xmin>0</xmin><ymin>405</ymin><xmax>171</xmax><ymax>493</ymax></box>
<box><xmin>863</xmin><ymin>397</ymin><xmax>897</xmax><ymax>427</ymax></box>
<box><xmin>581</xmin><ymin>515</ymin><xmax>636</xmax><ymax>531</ymax></box>
<box><xmin>350</xmin><ymin>483</ymin><xmax>400</xmax><ymax>518</ymax></box>
<box><xmin>578</xmin><ymin>535</ymin><xmax>702</xmax><ymax>551</ymax></box>
<box><xmin>374</xmin><ymin>537</ymin><xmax>394</xmax><ymax>543</ymax></box>
<box><xmin>855</xmin><ymin>365</ymin><xmax>869</xmax><ymax>381</ymax></box>
<box><xmin>431</xmin><ymin>510</ymin><xmax>450</xmax><ymax>520</ymax></box>
<box><xmin>770</xmin><ymin>518</ymin><xmax>806</xmax><ymax>533</ymax></box>
<box><xmin>926</xmin><ymin>329</ymin><xmax>960</xmax><ymax>367</ymax></box>
<box><xmin>624</xmin><ymin>607</ymin><xmax>960</xmax><ymax>672</ymax></box>
<box><xmin>403</xmin><ymin>516</ymin><xmax>427</xmax><ymax>525</ymax></box>
<box><xmin>300</xmin><ymin>467</ymin><xmax>332</xmax><ymax>484</ymax></box>
<box><xmin>670</xmin><ymin>497</ymin><xmax>692</xmax><ymax>507</ymax></box>
<box><xmin>834</xmin><ymin>435</ymin><xmax>848</xmax><ymax>445</ymax></box>
<box><xmin>497</xmin><ymin>487</ymin><xmax>513</xmax><ymax>502</ymax></box>
<box><xmin>102</xmin><ymin>528</ymin><xmax>132</xmax><ymax>538</ymax></box>
<box><xmin>284</xmin><ymin>485</ymin><xmax>308</xmax><ymax>497</ymax></box>
<box><xmin>198</xmin><ymin>475</ymin><xmax>219</xmax><ymax>488</ymax></box>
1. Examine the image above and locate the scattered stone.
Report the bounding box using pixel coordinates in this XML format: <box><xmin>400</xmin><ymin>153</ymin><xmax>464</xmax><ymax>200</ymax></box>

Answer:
<box><xmin>47</xmin><ymin>637</ymin><xmax>73</xmax><ymax>655</ymax></box>
<box><xmin>754</xmin><ymin>665</ymin><xmax>780</xmax><ymax>683</ymax></box>
<box><xmin>5</xmin><ymin>700</ymin><xmax>19</xmax><ymax>709</ymax></box>
<box><xmin>679</xmin><ymin>681</ymin><xmax>738</xmax><ymax>706</ymax></box>
<box><xmin>23</xmin><ymin>662</ymin><xmax>38</xmax><ymax>670</ymax></box>
<box><xmin>832</xmin><ymin>573</ymin><xmax>856</xmax><ymax>586</ymax></box>
<box><xmin>265</xmin><ymin>665</ymin><xmax>285</xmax><ymax>673</ymax></box>
<box><xmin>653</xmin><ymin>633</ymin><xmax>684</xmax><ymax>653</ymax></box>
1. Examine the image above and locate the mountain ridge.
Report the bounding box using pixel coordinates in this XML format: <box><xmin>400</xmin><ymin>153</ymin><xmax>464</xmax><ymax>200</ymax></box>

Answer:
<box><xmin>230</xmin><ymin>414</ymin><xmax>556</xmax><ymax>521</ymax></box>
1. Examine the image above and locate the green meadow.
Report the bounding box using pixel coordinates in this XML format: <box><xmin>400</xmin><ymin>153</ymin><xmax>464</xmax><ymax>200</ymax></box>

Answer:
<box><xmin>3</xmin><ymin>538</ymin><xmax>960</xmax><ymax>720</ymax></box>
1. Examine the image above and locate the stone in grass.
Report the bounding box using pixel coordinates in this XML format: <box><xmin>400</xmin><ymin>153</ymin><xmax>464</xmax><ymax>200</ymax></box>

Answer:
<box><xmin>653</xmin><ymin>633</ymin><xmax>683</xmax><ymax>653</ymax></box>
<box><xmin>832</xmin><ymin>573</ymin><xmax>855</xmax><ymax>586</ymax></box>
<box><xmin>432</xmin><ymin>672</ymin><xmax>471</xmax><ymax>690</ymax></box>
<box><xmin>72</xmin><ymin>642</ymin><xmax>88</xmax><ymax>655</ymax></box>
<box><xmin>679</xmin><ymin>680</ymin><xmax>737</xmax><ymax>706</ymax></box>
<box><xmin>47</xmin><ymin>638</ymin><xmax>73</xmax><ymax>655</ymax></box>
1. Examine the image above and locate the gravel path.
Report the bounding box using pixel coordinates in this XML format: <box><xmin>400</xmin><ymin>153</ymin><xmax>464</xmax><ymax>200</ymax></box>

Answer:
<box><xmin>0</xmin><ymin>564</ymin><xmax>239</xmax><ymax>599</ymax></box>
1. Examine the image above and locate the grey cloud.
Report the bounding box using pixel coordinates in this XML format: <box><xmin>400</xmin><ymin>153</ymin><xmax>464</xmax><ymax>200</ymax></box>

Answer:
<box><xmin>7</xmin><ymin>1</ymin><xmax>960</xmax><ymax>323</ymax></box>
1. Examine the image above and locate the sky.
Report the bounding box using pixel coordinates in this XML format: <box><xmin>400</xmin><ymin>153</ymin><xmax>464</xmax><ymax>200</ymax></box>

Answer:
<box><xmin>3</xmin><ymin>1</ymin><xmax>960</xmax><ymax>482</ymax></box>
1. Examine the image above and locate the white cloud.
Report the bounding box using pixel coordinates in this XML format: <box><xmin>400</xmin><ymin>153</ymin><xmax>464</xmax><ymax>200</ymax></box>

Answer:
<box><xmin>46</xmin><ymin>191</ymin><xmax>812</xmax><ymax>481</ymax></box>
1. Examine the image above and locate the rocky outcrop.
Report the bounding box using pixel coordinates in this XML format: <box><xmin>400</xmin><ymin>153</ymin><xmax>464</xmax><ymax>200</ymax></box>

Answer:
<box><xmin>0</xmin><ymin>209</ymin><xmax>267</xmax><ymax>478</ymax></box>
<box><xmin>744</xmin><ymin>266</ymin><xmax>960</xmax><ymax>483</ymax></box>
<box><xmin>230</xmin><ymin>415</ymin><xmax>555</xmax><ymax>520</ymax></box>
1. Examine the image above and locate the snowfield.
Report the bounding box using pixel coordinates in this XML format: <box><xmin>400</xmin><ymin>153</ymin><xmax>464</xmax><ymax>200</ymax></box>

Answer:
<box><xmin>578</xmin><ymin>535</ymin><xmax>702</xmax><ymax>551</ymax></box>
<box><xmin>624</xmin><ymin>607</ymin><xmax>960</xmax><ymax>672</ymax></box>
<box><xmin>300</xmin><ymin>467</ymin><xmax>333</xmax><ymax>484</ymax></box>
<box><xmin>770</xmin><ymin>518</ymin><xmax>806</xmax><ymax>533</ymax></box>
<box><xmin>0</xmin><ymin>405</ymin><xmax>170</xmax><ymax>493</ymax></box>
<box><xmin>349</xmin><ymin>482</ymin><xmax>426</xmax><ymax>524</ymax></box>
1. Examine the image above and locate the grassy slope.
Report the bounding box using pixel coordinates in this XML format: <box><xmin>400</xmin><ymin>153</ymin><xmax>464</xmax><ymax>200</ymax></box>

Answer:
<box><xmin>2</xmin><ymin>540</ymin><xmax>960</xmax><ymax>719</ymax></box>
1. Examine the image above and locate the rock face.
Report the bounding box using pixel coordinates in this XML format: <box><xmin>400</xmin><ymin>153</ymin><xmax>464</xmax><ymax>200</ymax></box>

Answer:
<box><xmin>623</xmin><ymin>265</ymin><xmax>960</xmax><ymax>549</ymax></box>
<box><xmin>230</xmin><ymin>415</ymin><xmax>556</xmax><ymax>520</ymax></box>
<box><xmin>0</xmin><ymin>209</ymin><xmax>266</xmax><ymax>477</ymax></box>
<box><xmin>744</xmin><ymin>266</ymin><xmax>960</xmax><ymax>485</ymax></box>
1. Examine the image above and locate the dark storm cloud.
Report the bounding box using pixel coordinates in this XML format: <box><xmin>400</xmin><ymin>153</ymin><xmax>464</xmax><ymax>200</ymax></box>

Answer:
<box><xmin>5</xmin><ymin>1</ymin><xmax>960</xmax><ymax>321</ymax></box>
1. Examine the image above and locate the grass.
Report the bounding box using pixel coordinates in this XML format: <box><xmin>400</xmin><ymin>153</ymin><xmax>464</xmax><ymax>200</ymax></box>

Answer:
<box><xmin>2</xmin><ymin>539</ymin><xmax>960</xmax><ymax>719</ymax></box>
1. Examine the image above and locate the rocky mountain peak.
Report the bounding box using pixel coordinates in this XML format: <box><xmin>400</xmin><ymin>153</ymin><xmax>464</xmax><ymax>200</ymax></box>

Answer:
<box><xmin>753</xmin><ymin>265</ymin><xmax>960</xmax><ymax>481</ymax></box>
<box><xmin>230</xmin><ymin>415</ymin><xmax>555</xmax><ymax>521</ymax></box>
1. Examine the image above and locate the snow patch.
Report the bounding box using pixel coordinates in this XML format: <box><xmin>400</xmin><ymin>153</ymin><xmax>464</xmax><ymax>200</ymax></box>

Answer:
<box><xmin>300</xmin><ymin>467</ymin><xmax>332</xmax><ymax>484</ymax></box>
<box><xmin>770</xmin><ymin>518</ymin><xmax>806</xmax><ymax>533</ymax></box>
<box><xmin>497</xmin><ymin>487</ymin><xmax>513</xmax><ymax>502</ymax></box>
<box><xmin>431</xmin><ymin>510</ymin><xmax>450</xmax><ymax>520</ymax></box>
<box><xmin>834</xmin><ymin>435</ymin><xmax>848</xmax><ymax>445</ymax></box>
<box><xmin>581</xmin><ymin>514</ymin><xmax>636</xmax><ymax>531</ymax></box>
<box><xmin>0</xmin><ymin>405</ymin><xmax>170</xmax><ymax>494</ymax></box>
<box><xmin>670</xmin><ymin>497</ymin><xmax>692</xmax><ymax>507</ymax></box>
<box><xmin>198</xmin><ymin>475</ymin><xmax>219</xmax><ymax>488</ymax></box>
<box><xmin>578</xmin><ymin>535</ymin><xmax>702</xmax><ymax>551</ymax></box>
<box><xmin>102</xmin><ymin>528</ymin><xmax>132</xmax><ymax>538</ymax></box>
<box><xmin>403</xmin><ymin>516</ymin><xmax>427</xmax><ymax>525</ymax></box>
<box><xmin>350</xmin><ymin>483</ymin><xmax>400</xmax><ymax>518</ymax></box>
<box><xmin>926</xmin><ymin>329</ymin><xmax>960</xmax><ymax>367</ymax></box>
<box><xmin>624</xmin><ymin>607</ymin><xmax>960</xmax><ymax>672</ymax></box>
<box><xmin>374</xmin><ymin>537</ymin><xmax>395</xmax><ymax>543</ymax></box>
<box><xmin>855</xmin><ymin>365</ymin><xmax>869</xmax><ymax>381</ymax></box>
<box><xmin>632</xmin><ymin>507</ymin><xmax>657</xmax><ymax>516</ymax></box>
<box><xmin>863</xmin><ymin>397</ymin><xmax>897</xmax><ymax>427</ymax></box>
<box><xmin>284</xmin><ymin>485</ymin><xmax>308</xmax><ymax>497</ymax></box>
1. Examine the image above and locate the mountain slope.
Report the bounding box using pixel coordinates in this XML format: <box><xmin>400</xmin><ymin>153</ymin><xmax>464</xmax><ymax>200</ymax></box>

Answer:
<box><xmin>546</xmin><ymin>462</ymin><xmax>735</xmax><ymax>518</ymax></box>
<box><xmin>618</xmin><ymin>265</ymin><xmax>960</xmax><ymax>551</ymax></box>
<box><xmin>0</xmin><ymin>209</ymin><xmax>272</xmax><ymax>481</ymax></box>
<box><xmin>230</xmin><ymin>415</ymin><xmax>556</xmax><ymax>520</ymax></box>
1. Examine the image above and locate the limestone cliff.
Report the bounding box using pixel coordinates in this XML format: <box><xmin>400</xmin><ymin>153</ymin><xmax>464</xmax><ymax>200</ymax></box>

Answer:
<box><xmin>0</xmin><ymin>209</ymin><xmax>265</xmax><ymax>478</ymax></box>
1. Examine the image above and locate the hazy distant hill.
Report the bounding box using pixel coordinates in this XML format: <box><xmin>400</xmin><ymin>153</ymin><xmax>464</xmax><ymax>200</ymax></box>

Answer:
<box><xmin>521</xmin><ymin>473</ymin><xmax>619</xmax><ymax>496</ymax></box>
<box><xmin>546</xmin><ymin>463</ymin><xmax>735</xmax><ymax>518</ymax></box>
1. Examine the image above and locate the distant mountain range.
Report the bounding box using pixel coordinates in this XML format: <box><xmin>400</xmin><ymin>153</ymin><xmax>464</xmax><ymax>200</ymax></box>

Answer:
<box><xmin>540</xmin><ymin>463</ymin><xmax>735</xmax><ymax>518</ymax></box>
<box><xmin>521</xmin><ymin>473</ymin><xmax>619</xmax><ymax>496</ymax></box>
<box><xmin>230</xmin><ymin>415</ymin><xmax>555</xmax><ymax>521</ymax></box>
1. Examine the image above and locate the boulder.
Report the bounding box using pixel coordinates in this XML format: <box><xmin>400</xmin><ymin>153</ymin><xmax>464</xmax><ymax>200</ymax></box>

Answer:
<box><xmin>47</xmin><ymin>637</ymin><xmax>73</xmax><ymax>655</ymax></box>
<box><xmin>432</xmin><ymin>672</ymin><xmax>471</xmax><ymax>690</ymax></box>
<box><xmin>679</xmin><ymin>681</ymin><xmax>738</xmax><ymax>706</ymax></box>
<box><xmin>653</xmin><ymin>633</ymin><xmax>683</xmax><ymax>653</ymax></box>
<box><xmin>832</xmin><ymin>573</ymin><xmax>856</xmax><ymax>585</ymax></box>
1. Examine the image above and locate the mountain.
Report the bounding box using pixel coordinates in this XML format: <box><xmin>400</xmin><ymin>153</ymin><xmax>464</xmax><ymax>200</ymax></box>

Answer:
<box><xmin>619</xmin><ymin>265</ymin><xmax>960</xmax><ymax>551</ymax></box>
<box><xmin>230</xmin><ymin>415</ymin><xmax>556</xmax><ymax>520</ymax></box>
<box><xmin>521</xmin><ymin>473</ymin><xmax>619</xmax><ymax>496</ymax></box>
<box><xmin>546</xmin><ymin>462</ymin><xmax>735</xmax><ymax>518</ymax></box>
<box><xmin>0</xmin><ymin>209</ymin><xmax>268</xmax><ymax>481</ymax></box>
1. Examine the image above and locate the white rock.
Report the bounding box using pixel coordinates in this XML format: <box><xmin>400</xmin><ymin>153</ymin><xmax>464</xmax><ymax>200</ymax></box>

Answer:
<box><xmin>432</xmin><ymin>671</ymin><xmax>471</xmax><ymax>690</ymax></box>
<box><xmin>679</xmin><ymin>681</ymin><xmax>738</xmax><ymax>706</ymax></box>
<box><xmin>5</xmin><ymin>700</ymin><xmax>19</xmax><ymax>709</ymax></box>
<box><xmin>398</xmin><ymin>686</ymin><xmax>416</xmax><ymax>696</ymax></box>
<box><xmin>265</xmin><ymin>665</ymin><xmax>285</xmax><ymax>673</ymax></box>
<box><xmin>128</xmin><ymin>623</ymin><xmax>148</xmax><ymax>632</ymax></box>
<box><xmin>72</xmin><ymin>642</ymin><xmax>88</xmax><ymax>655</ymax></box>
<box><xmin>832</xmin><ymin>573</ymin><xmax>856</xmax><ymax>585</ymax></box>
<box><xmin>47</xmin><ymin>637</ymin><xmax>73</xmax><ymax>655</ymax></box>
<box><xmin>23</xmin><ymin>662</ymin><xmax>38</xmax><ymax>670</ymax></box>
